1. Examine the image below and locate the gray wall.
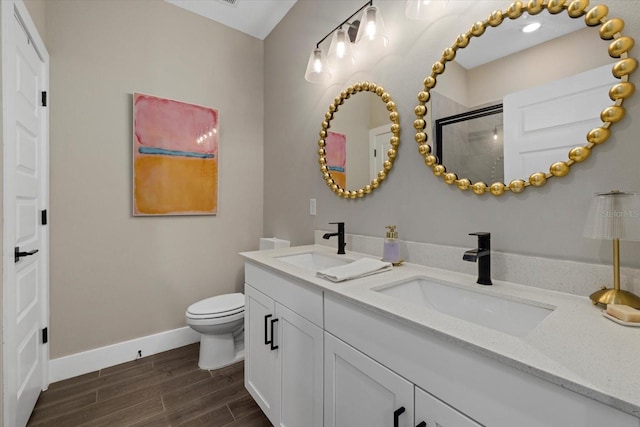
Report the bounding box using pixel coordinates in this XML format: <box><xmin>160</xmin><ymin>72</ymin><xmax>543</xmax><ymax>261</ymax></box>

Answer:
<box><xmin>264</xmin><ymin>0</ymin><xmax>640</xmax><ymax>270</ymax></box>
<box><xmin>45</xmin><ymin>0</ymin><xmax>264</xmax><ymax>358</ymax></box>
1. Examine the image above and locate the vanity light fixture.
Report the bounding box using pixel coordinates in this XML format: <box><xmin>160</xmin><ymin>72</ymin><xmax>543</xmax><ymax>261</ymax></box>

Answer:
<box><xmin>584</xmin><ymin>191</ymin><xmax>640</xmax><ymax>308</ymax></box>
<box><xmin>304</xmin><ymin>1</ymin><xmax>388</xmax><ymax>83</ymax></box>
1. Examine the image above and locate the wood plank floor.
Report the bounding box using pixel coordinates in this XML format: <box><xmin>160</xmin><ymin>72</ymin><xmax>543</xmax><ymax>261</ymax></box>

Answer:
<box><xmin>27</xmin><ymin>343</ymin><xmax>273</xmax><ymax>427</ymax></box>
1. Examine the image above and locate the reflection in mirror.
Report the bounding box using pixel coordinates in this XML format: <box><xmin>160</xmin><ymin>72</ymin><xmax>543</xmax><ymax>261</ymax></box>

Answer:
<box><xmin>319</xmin><ymin>81</ymin><xmax>400</xmax><ymax>199</ymax></box>
<box><xmin>414</xmin><ymin>1</ymin><xmax>638</xmax><ymax>196</ymax></box>
<box><xmin>435</xmin><ymin>104</ymin><xmax>504</xmax><ymax>185</ymax></box>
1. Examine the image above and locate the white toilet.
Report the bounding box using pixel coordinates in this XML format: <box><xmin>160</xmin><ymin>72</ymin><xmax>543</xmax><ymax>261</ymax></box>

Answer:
<box><xmin>186</xmin><ymin>237</ymin><xmax>289</xmax><ymax>370</ymax></box>
<box><xmin>186</xmin><ymin>292</ymin><xmax>245</xmax><ymax>370</ymax></box>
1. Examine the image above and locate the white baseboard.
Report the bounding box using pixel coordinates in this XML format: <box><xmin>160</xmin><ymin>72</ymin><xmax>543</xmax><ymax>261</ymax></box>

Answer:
<box><xmin>49</xmin><ymin>326</ymin><xmax>200</xmax><ymax>384</ymax></box>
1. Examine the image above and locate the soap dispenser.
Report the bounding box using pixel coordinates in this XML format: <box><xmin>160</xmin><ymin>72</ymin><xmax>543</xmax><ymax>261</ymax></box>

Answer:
<box><xmin>382</xmin><ymin>225</ymin><xmax>401</xmax><ymax>264</ymax></box>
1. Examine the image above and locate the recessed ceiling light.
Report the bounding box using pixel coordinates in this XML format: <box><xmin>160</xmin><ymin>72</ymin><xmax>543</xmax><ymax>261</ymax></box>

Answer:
<box><xmin>522</xmin><ymin>22</ymin><xmax>541</xmax><ymax>33</ymax></box>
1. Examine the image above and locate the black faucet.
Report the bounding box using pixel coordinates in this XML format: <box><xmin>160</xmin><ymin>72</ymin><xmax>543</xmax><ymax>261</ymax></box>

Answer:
<box><xmin>323</xmin><ymin>222</ymin><xmax>346</xmax><ymax>255</ymax></box>
<box><xmin>463</xmin><ymin>232</ymin><xmax>492</xmax><ymax>285</ymax></box>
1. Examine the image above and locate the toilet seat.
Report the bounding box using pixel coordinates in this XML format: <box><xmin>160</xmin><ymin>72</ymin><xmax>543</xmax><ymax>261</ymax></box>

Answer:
<box><xmin>186</xmin><ymin>293</ymin><xmax>245</xmax><ymax>320</ymax></box>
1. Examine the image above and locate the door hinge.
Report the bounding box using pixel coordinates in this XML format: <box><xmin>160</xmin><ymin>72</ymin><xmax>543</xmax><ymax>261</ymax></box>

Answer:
<box><xmin>42</xmin><ymin>327</ymin><xmax>48</xmax><ymax>344</ymax></box>
<box><xmin>41</xmin><ymin>209</ymin><xmax>47</xmax><ymax>225</ymax></box>
<box><xmin>41</xmin><ymin>91</ymin><xmax>47</xmax><ymax>107</ymax></box>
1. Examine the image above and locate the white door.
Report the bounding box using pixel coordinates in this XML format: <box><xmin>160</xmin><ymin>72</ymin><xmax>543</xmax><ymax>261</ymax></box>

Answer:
<box><xmin>369</xmin><ymin>125</ymin><xmax>392</xmax><ymax>182</ymax></box>
<box><xmin>276</xmin><ymin>303</ymin><xmax>323</xmax><ymax>427</ymax></box>
<box><xmin>2</xmin><ymin>1</ymin><xmax>50</xmax><ymax>426</ymax></box>
<box><xmin>324</xmin><ymin>332</ymin><xmax>414</xmax><ymax>427</ymax></box>
<box><xmin>503</xmin><ymin>64</ymin><xmax>617</xmax><ymax>183</ymax></box>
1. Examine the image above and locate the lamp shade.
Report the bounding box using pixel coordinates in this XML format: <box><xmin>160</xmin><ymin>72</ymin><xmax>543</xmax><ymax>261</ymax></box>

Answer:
<box><xmin>327</xmin><ymin>28</ymin><xmax>355</xmax><ymax>68</ymax></box>
<box><xmin>584</xmin><ymin>191</ymin><xmax>640</xmax><ymax>241</ymax></box>
<box><xmin>406</xmin><ymin>0</ymin><xmax>448</xmax><ymax>20</ymax></box>
<box><xmin>304</xmin><ymin>48</ymin><xmax>331</xmax><ymax>84</ymax></box>
<box><xmin>355</xmin><ymin>5</ymin><xmax>389</xmax><ymax>50</ymax></box>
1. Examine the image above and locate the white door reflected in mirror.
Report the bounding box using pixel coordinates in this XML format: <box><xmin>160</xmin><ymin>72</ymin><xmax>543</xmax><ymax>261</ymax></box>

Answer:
<box><xmin>369</xmin><ymin>125</ymin><xmax>392</xmax><ymax>182</ymax></box>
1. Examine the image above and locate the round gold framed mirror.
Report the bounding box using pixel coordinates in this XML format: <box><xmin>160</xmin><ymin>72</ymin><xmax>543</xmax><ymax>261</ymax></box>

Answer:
<box><xmin>414</xmin><ymin>0</ymin><xmax>637</xmax><ymax>196</ymax></box>
<box><xmin>319</xmin><ymin>81</ymin><xmax>400</xmax><ymax>199</ymax></box>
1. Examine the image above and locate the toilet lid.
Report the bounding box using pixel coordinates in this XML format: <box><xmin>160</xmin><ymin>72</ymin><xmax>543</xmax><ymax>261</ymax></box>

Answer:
<box><xmin>187</xmin><ymin>293</ymin><xmax>245</xmax><ymax>316</ymax></box>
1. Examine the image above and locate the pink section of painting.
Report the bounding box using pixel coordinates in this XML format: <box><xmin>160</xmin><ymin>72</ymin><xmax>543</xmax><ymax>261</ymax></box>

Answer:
<box><xmin>325</xmin><ymin>131</ymin><xmax>346</xmax><ymax>173</ymax></box>
<box><xmin>134</xmin><ymin>93</ymin><xmax>218</xmax><ymax>156</ymax></box>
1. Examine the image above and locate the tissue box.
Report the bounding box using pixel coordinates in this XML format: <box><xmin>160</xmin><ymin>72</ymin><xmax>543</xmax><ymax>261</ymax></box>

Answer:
<box><xmin>259</xmin><ymin>238</ymin><xmax>291</xmax><ymax>250</ymax></box>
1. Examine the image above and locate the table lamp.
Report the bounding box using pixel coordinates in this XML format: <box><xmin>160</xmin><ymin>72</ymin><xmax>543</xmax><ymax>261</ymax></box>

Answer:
<box><xmin>584</xmin><ymin>190</ymin><xmax>640</xmax><ymax>308</ymax></box>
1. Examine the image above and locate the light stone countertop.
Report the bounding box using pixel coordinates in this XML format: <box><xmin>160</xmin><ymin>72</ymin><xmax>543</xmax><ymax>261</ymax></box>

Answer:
<box><xmin>240</xmin><ymin>244</ymin><xmax>640</xmax><ymax>419</ymax></box>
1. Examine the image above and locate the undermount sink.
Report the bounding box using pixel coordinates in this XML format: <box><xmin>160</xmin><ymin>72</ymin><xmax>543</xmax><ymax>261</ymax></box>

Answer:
<box><xmin>276</xmin><ymin>252</ymin><xmax>352</xmax><ymax>271</ymax></box>
<box><xmin>374</xmin><ymin>277</ymin><xmax>554</xmax><ymax>337</ymax></box>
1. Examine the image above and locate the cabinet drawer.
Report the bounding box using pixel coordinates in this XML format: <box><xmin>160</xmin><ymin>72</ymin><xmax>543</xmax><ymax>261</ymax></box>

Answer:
<box><xmin>415</xmin><ymin>386</ymin><xmax>481</xmax><ymax>427</ymax></box>
<box><xmin>245</xmin><ymin>262</ymin><xmax>323</xmax><ymax>327</ymax></box>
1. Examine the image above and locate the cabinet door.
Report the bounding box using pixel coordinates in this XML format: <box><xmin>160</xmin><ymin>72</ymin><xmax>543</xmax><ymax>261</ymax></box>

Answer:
<box><xmin>245</xmin><ymin>284</ymin><xmax>278</xmax><ymax>424</ymax></box>
<box><xmin>415</xmin><ymin>387</ymin><xmax>482</xmax><ymax>427</ymax></box>
<box><xmin>276</xmin><ymin>303</ymin><xmax>323</xmax><ymax>427</ymax></box>
<box><xmin>324</xmin><ymin>332</ymin><xmax>414</xmax><ymax>427</ymax></box>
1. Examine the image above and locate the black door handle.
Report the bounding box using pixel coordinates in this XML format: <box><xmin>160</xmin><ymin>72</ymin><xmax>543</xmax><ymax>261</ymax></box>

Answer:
<box><xmin>15</xmin><ymin>247</ymin><xmax>39</xmax><ymax>263</ymax></box>
<box><xmin>394</xmin><ymin>406</ymin><xmax>406</xmax><ymax>427</ymax></box>
<box><xmin>264</xmin><ymin>314</ymin><xmax>272</xmax><ymax>346</ymax></box>
<box><xmin>270</xmin><ymin>318</ymin><xmax>279</xmax><ymax>350</ymax></box>
<box><xmin>416</xmin><ymin>422</ymin><xmax>426</xmax><ymax>427</ymax></box>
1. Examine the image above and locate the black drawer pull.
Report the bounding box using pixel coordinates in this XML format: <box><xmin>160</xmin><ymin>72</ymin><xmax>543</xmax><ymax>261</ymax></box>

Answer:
<box><xmin>393</xmin><ymin>406</ymin><xmax>405</xmax><ymax>427</ymax></box>
<box><xmin>264</xmin><ymin>314</ymin><xmax>272</xmax><ymax>346</ymax></box>
<box><xmin>270</xmin><ymin>318</ymin><xmax>279</xmax><ymax>350</ymax></box>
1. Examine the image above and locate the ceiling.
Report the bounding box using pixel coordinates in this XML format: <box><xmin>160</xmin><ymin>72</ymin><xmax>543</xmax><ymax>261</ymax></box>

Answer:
<box><xmin>164</xmin><ymin>0</ymin><xmax>297</xmax><ymax>40</ymax></box>
<box><xmin>456</xmin><ymin>12</ymin><xmax>585</xmax><ymax>69</ymax></box>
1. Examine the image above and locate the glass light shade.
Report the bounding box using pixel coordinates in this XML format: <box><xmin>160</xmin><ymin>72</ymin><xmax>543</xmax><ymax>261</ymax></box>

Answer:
<box><xmin>584</xmin><ymin>191</ymin><xmax>640</xmax><ymax>240</ymax></box>
<box><xmin>304</xmin><ymin>48</ymin><xmax>331</xmax><ymax>84</ymax></box>
<box><xmin>406</xmin><ymin>0</ymin><xmax>448</xmax><ymax>20</ymax></box>
<box><xmin>327</xmin><ymin>28</ymin><xmax>355</xmax><ymax>68</ymax></box>
<box><xmin>355</xmin><ymin>6</ymin><xmax>389</xmax><ymax>50</ymax></box>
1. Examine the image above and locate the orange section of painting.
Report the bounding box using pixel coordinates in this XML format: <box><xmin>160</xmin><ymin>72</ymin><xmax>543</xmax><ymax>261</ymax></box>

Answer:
<box><xmin>332</xmin><ymin>171</ymin><xmax>346</xmax><ymax>189</ymax></box>
<box><xmin>134</xmin><ymin>156</ymin><xmax>218</xmax><ymax>215</ymax></box>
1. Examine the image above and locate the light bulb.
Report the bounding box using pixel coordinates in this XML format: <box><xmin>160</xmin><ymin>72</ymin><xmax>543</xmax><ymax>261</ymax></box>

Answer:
<box><xmin>366</xmin><ymin>10</ymin><xmax>377</xmax><ymax>40</ymax></box>
<box><xmin>312</xmin><ymin>49</ymin><xmax>325</xmax><ymax>73</ymax></box>
<box><xmin>336</xmin><ymin>40</ymin><xmax>346</xmax><ymax>58</ymax></box>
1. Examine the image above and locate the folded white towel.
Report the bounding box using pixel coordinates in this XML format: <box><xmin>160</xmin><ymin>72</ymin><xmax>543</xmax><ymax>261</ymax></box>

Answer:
<box><xmin>316</xmin><ymin>258</ymin><xmax>393</xmax><ymax>282</ymax></box>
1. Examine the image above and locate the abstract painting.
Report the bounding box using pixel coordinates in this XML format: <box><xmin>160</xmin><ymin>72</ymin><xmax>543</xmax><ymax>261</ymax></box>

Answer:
<box><xmin>133</xmin><ymin>93</ymin><xmax>219</xmax><ymax>215</ymax></box>
<box><xmin>325</xmin><ymin>131</ymin><xmax>346</xmax><ymax>189</ymax></box>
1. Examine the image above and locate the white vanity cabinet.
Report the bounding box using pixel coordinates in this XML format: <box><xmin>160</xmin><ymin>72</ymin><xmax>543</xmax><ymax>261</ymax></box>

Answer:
<box><xmin>325</xmin><ymin>331</ymin><xmax>481</xmax><ymax>427</ymax></box>
<box><xmin>244</xmin><ymin>263</ymin><xmax>323</xmax><ymax>427</ymax></box>
<box><xmin>325</xmin><ymin>293</ymin><xmax>640</xmax><ymax>427</ymax></box>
